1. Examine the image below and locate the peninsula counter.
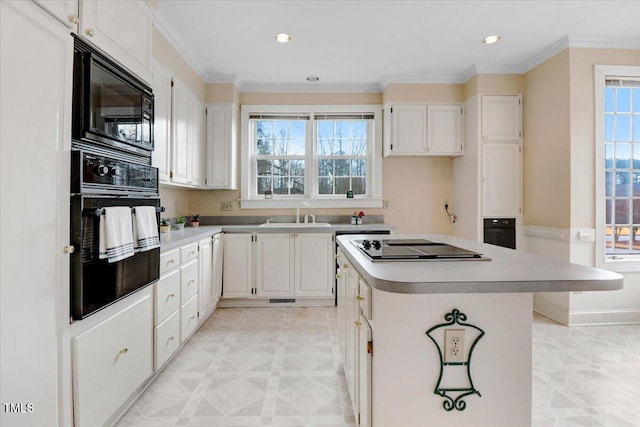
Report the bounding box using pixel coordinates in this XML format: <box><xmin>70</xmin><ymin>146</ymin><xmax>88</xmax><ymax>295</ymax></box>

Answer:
<box><xmin>335</xmin><ymin>234</ymin><xmax>623</xmax><ymax>427</ymax></box>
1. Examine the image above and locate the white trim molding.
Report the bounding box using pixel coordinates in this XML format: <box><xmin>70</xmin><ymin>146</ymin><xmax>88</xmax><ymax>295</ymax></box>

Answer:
<box><xmin>522</xmin><ymin>225</ymin><xmax>595</xmax><ymax>243</ymax></box>
<box><xmin>568</xmin><ymin>308</ymin><xmax>640</xmax><ymax>326</ymax></box>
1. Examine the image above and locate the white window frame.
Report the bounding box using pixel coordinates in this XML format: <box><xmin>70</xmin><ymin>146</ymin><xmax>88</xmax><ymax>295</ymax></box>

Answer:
<box><xmin>240</xmin><ymin>105</ymin><xmax>383</xmax><ymax>209</ymax></box>
<box><xmin>595</xmin><ymin>65</ymin><xmax>640</xmax><ymax>272</ymax></box>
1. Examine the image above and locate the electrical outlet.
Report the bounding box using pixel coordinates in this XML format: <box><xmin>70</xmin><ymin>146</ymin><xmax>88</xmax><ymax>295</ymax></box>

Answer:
<box><xmin>220</xmin><ymin>201</ymin><xmax>233</xmax><ymax>211</ymax></box>
<box><xmin>383</xmin><ymin>199</ymin><xmax>390</xmax><ymax>208</ymax></box>
<box><xmin>444</xmin><ymin>329</ymin><xmax>465</xmax><ymax>363</ymax></box>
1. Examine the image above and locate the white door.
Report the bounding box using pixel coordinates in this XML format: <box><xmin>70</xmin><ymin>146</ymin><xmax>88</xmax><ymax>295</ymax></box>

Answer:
<box><xmin>481</xmin><ymin>95</ymin><xmax>522</xmax><ymax>141</ymax></box>
<box><xmin>336</xmin><ymin>250</ymin><xmax>347</xmax><ymax>355</ymax></box>
<box><xmin>389</xmin><ymin>104</ymin><xmax>427</xmax><ymax>154</ymax></box>
<box><xmin>222</xmin><ymin>234</ymin><xmax>253</xmax><ymax>298</ymax></box>
<box><xmin>151</xmin><ymin>60</ymin><xmax>172</xmax><ymax>182</ymax></box>
<box><xmin>211</xmin><ymin>233</ymin><xmax>224</xmax><ymax>305</ymax></box>
<box><xmin>358</xmin><ymin>315</ymin><xmax>372</xmax><ymax>427</ymax></box>
<box><xmin>255</xmin><ymin>234</ymin><xmax>295</xmax><ymax>297</ymax></box>
<box><xmin>344</xmin><ymin>263</ymin><xmax>360</xmax><ymax>416</ymax></box>
<box><xmin>206</xmin><ymin>104</ymin><xmax>239</xmax><ymax>189</ymax></box>
<box><xmin>427</xmin><ymin>105</ymin><xmax>463</xmax><ymax>155</ymax></box>
<box><xmin>189</xmin><ymin>97</ymin><xmax>206</xmax><ymax>187</ymax></box>
<box><xmin>294</xmin><ymin>233</ymin><xmax>333</xmax><ymax>297</ymax></box>
<box><xmin>198</xmin><ymin>238</ymin><xmax>214</xmax><ymax>321</ymax></box>
<box><xmin>1</xmin><ymin>2</ymin><xmax>72</xmax><ymax>425</ymax></box>
<box><xmin>78</xmin><ymin>0</ymin><xmax>152</xmax><ymax>82</ymax></box>
<box><xmin>482</xmin><ymin>143</ymin><xmax>521</xmax><ymax>217</ymax></box>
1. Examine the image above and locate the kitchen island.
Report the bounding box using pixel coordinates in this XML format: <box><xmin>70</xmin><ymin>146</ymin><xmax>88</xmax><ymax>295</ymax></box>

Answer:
<box><xmin>335</xmin><ymin>234</ymin><xmax>623</xmax><ymax>427</ymax></box>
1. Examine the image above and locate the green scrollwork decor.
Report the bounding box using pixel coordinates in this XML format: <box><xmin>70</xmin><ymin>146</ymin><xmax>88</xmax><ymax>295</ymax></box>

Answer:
<box><xmin>426</xmin><ymin>308</ymin><xmax>485</xmax><ymax>411</ymax></box>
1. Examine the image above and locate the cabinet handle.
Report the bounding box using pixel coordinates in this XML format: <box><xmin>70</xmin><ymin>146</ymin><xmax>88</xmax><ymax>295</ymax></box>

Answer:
<box><xmin>167</xmin><ymin>259</ymin><xmax>175</xmax><ymax>265</ymax></box>
<box><xmin>166</xmin><ymin>293</ymin><xmax>175</xmax><ymax>300</ymax></box>
<box><xmin>85</xmin><ymin>28</ymin><xmax>95</xmax><ymax>37</ymax></box>
<box><xmin>189</xmin><ymin>251</ymin><xmax>195</xmax><ymax>256</ymax></box>
<box><xmin>354</xmin><ymin>320</ymin><xmax>362</xmax><ymax>327</ymax></box>
<box><xmin>336</xmin><ymin>274</ymin><xmax>341</xmax><ymax>279</ymax></box>
<box><xmin>167</xmin><ymin>336</ymin><xmax>175</xmax><ymax>341</ymax></box>
<box><xmin>188</xmin><ymin>279</ymin><xmax>195</xmax><ymax>285</ymax></box>
<box><xmin>189</xmin><ymin>315</ymin><xmax>195</xmax><ymax>321</ymax></box>
<box><xmin>342</xmin><ymin>263</ymin><xmax>349</xmax><ymax>269</ymax></box>
<box><xmin>357</xmin><ymin>294</ymin><xmax>365</xmax><ymax>301</ymax></box>
<box><xmin>68</xmin><ymin>15</ymin><xmax>79</xmax><ymax>24</ymax></box>
<box><xmin>119</xmin><ymin>347</ymin><xmax>128</xmax><ymax>354</ymax></box>
<box><xmin>63</xmin><ymin>245</ymin><xmax>75</xmax><ymax>254</ymax></box>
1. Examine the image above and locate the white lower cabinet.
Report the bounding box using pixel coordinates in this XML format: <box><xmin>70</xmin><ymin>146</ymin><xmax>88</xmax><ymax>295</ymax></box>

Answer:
<box><xmin>222</xmin><ymin>232</ymin><xmax>334</xmax><ymax>301</ymax></box>
<box><xmin>154</xmin><ymin>310</ymin><xmax>180</xmax><ymax>370</ymax></box>
<box><xmin>180</xmin><ymin>294</ymin><xmax>199</xmax><ymax>343</ymax></box>
<box><xmin>72</xmin><ymin>295</ymin><xmax>153</xmax><ymax>427</ymax></box>
<box><xmin>155</xmin><ymin>268</ymin><xmax>180</xmax><ymax>324</ymax></box>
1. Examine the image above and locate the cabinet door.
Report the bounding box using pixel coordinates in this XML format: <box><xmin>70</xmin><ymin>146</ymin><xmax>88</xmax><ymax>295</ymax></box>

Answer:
<box><xmin>427</xmin><ymin>105</ymin><xmax>463</xmax><ymax>155</ymax></box>
<box><xmin>481</xmin><ymin>95</ymin><xmax>522</xmax><ymax>141</ymax></box>
<box><xmin>358</xmin><ymin>315</ymin><xmax>372</xmax><ymax>427</ymax></box>
<box><xmin>389</xmin><ymin>104</ymin><xmax>427</xmax><ymax>155</ymax></box>
<box><xmin>212</xmin><ymin>233</ymin><xmax>224</xmax><ymax>304</ymax></box>
<box><xmin>222</xmin><ymin>234</ymin><xmax>253</xmax><ymax>298</ymax></box>
<box><xmin>294</xmin><ymin>233</ymin><xmax>333</xmax><ymax>297</ymax></box>
<box><xmin>336</xmin><ymin>250</ymin><xmax>347</xmax><ymax>356</ymax></box>
<box><xmin>1</xmin><ymin>2</ymin><xmax>73</xmax><ymax>425</ymax></box>
<box><xmin>256</xmin><ymin>233</ymin><xmax>295</xmax><ymax>297</ymax></box>
<box><xmin>198</xmin><ymin>237</ymin><xmax>214</xmax><ymax>321</ymax></box>
<box><xmin>73</xmin><ymin>295</ymin><xmax>153</xmax><ymax>427</ymax></box>
<box><xmin>189</xmin><ymin>97</ymin><xmax>206</xmax><ymax>187</ymax></box>
<box><xmin>344</xmin><ymin>264</ymin><xmax>359</xmax><ymax>416</ymax></box>
<box><xmin>78</xmin><ymin>0</ymin><xmax>152</xmax><ymax>83</ymax></box>
<box><xmin>482</xmin><ymin>143</ymin><xmax>521</xmax><ymax>217</ymax></box>
<box><xmin>33</xmin><ymin>0</ymin><xmax>78</xmax><ymax>28</ymax></box>
<box><xmin>171</xmin><ymin>78</ymin><xmax>190</xmax><ymax>184</ymax></box>
<box><xmin>151</xmin><ymin>60</ymin><xmax>172</xmax><ymax>183</ymax></box>
<box><xmin>206</xmin><ymin>103</ymin><xmax>239</xmax><ymax>189</ymax></box>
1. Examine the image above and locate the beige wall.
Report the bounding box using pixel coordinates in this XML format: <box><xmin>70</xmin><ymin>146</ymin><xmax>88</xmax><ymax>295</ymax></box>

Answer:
<box><xmin>383</xmin><ymin>83</ymin><xmax>462</xmax><ymax>104</ymax></box>
<box><xmin>205</xmin><ymin>83</ymin><xmax>240</xmax><ymax>105</ymax></box>
<box><xmin>462</xmin><ymin>74</ymin><xmax>524</xmax><ymax>101</ymax></box>
<box><xmin>523</xmin><ymin>50</ymin><xmax>572</xmax><ymax>228</ymax></box>
<box><xmin>239</xmin><ymin>92</ymin><xmax>382</xmax><ymax>105</ymax></box>
<box><xmin>160</xmin><ymin>186</ymin><xmax>190</xmax><ymax>218</ymax></box>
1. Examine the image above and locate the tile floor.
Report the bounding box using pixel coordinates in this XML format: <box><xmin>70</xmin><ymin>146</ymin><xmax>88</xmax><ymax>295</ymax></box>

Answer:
<box><xmin>116</xmin><ymin>308</ymin><xmax>640</xmax><ymax>427</ymax></box>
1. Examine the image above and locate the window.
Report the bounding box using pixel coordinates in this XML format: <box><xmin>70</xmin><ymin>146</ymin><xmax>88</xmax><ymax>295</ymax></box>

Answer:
<box><xmin>241</xmin><ymin>105</ymin><xmax>383</xmax><ymax>208</ymax></box>
<box><xmin>596</xmin><ymin>66</ymin><xmax>640</xmax><ymax>270</ymax></box>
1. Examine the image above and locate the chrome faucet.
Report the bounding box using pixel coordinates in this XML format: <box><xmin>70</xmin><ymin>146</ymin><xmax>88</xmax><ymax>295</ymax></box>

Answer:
<box><xmin>296</xmin><ymin>201</ymin><xmax>309</xmax><ymax>223</ymax></box>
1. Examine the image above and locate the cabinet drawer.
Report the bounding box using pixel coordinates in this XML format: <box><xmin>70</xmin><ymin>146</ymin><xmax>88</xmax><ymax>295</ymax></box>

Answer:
<box><xmin>181</xmin><ymin>294</ymin><xmax>199</xmax><ymax>343</ymax></box>
<box><xmin>180</xmin><ymin>242</ymin><xmax>199</xmax><ymax>263</ymax></box>
<box><xmin>359</xmin><ymin>278</ymin><xmax>372</xmax><ymax>320</ymax></box>
<box><xmin>160</xmin><ymin>249</ymin><xmax>180</xmax><ymax>275</ymax></box>
<box><xmin>155</xmin><ymin>269</ymin><xmax>180</xmax><ymax>325</ymax></box>
<box><xmin>72</xmin><ymin>295</ymin><xmax>152</xmax><ymax>427</ymax></box>
<box><xmin>181</xmin><ymin>259</ymin><xmax>199</xmax><ymax>303</ymax></box>
<box><xmin>154</xmin><ymin>310</ymin><xmax>180</xmax><ymax>370</ymax></box>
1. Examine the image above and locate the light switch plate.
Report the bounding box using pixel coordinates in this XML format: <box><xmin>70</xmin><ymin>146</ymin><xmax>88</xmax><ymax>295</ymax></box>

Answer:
<box><xmin>221</xmin><ymin>201</ymin><xmax>233</xmax><ymax>211</ymax></box>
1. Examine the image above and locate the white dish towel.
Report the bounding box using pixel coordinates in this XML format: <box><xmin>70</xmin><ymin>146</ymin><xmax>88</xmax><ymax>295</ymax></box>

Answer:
<box><xmin>133</xmin><ymin>206</ymin><xmax>160</xmax><ymax>252</ymax></box>
<box><xmin>98</xmin><ymin>207</ymin><xmax>135</xmax><ymax>263</ymax></box>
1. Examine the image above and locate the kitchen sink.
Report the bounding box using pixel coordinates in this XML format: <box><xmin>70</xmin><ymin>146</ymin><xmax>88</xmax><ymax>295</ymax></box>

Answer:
<box><xmin>259</xmin><ymin>222</ymin><xmax>331</xmax><ymax>228</ymax></box>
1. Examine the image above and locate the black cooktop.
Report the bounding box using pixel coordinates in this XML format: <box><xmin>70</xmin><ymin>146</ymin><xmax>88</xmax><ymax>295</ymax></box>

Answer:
<box><xmin>351</xmin><ymin>239</ymin><xmax>487</xmax><ymax>262</ymax></box>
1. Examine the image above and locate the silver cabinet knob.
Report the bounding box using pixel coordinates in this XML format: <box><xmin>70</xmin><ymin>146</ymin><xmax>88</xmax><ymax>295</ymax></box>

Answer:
<box><xmin>63</xmin><ymin>245</ymin><xmax>75</xmax><ymax>254</ymax></box>
<box><xmin>85</xmin><ymin>28</ymin><xmax>95</xmax><ymax>37</ymax></box>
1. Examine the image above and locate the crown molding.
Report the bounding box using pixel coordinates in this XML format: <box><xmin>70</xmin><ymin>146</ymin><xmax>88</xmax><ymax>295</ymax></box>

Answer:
<box><xmin>206</xmin><ymin>73</ymin><xmax>240</xmax><ymax>85</ymax></box>
<box><xmin>237</xmin><ymin>82</ymin><xmax>383</xmax><ymax>93</ymax></box>
<box><xmin>518</xmin><ymin>35</ymin><xmax>571</xmax><ymax>74</ymax></box>
<box><xmin>568</xmin><ymin>35</ymin><xmax>640</xmax><ymax>50</ymax></box>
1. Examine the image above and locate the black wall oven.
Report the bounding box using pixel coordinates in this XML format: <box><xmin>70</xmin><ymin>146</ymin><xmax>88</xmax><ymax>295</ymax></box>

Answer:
<box><xmin>72</xmin><ymin>36</ymin><xmax>154</xmax><ymax>156</ymax></box>
<box><xmin>70</xmin><ymin>147</ymin><xmax>161</xmax><ymax>320</ymax></box>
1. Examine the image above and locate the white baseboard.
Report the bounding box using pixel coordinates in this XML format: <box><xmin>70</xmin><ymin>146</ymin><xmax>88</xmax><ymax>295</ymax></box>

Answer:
<box><xmin>568</xmin><ymin>308</ymin><xmax>640</xmax><ymax>326</ymax></box>
<box><xmin>218</xmin><ymin>298</ymin><xmax>334</xmax><ymax>308</ymax></box>
<box><xmin>533</xmin><ymin>296</ymin><xmax>569</xmax><ymax>325</ymax></box>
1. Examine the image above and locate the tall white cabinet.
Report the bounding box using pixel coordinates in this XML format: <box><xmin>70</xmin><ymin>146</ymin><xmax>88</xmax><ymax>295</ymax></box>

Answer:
<box><xmin>452</xmin><ymin>94</ymin><xmax>522</xmax><ymax>244</ymax></box>
<box><xmin>1</xmin><ymin>2</ymin><xmax>73</xmax><ymax>426</ymax></box>
<box><xmin>206</xmin><ymin>103</ymin><xmax>239</xmax><ymax>189</ymax></box>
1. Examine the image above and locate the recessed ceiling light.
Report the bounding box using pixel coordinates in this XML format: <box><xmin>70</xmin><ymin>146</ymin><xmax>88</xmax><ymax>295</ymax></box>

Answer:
<box><xmin>274</xmin><ymin>33</ymin><xmax>292</xmax><ymax>43</ymax></box>
<box><xmin>482</xmin><ymin>35</ymin><xmax>501</xmax><ymax>45</ymax></box>
<box><xmin>306</xmin><ymin>76</ymin><xmax>320</xmax><ymax>82</ymax></box>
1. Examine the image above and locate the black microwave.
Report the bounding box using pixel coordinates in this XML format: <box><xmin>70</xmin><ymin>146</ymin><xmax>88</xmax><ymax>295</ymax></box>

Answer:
<box><xmin>72</xmin><ymin>36</ymin><xmax>154</xmax><ymax>156</ymax></box>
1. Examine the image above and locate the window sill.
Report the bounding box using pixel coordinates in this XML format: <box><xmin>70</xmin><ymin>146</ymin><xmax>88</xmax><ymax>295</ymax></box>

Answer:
<box><xmin>240</xmin><ymin>198</ymin><xmax>384</xmax><ymax>209</ymax></box>
<box><xmin>601</xmin><ymin>257</ymin><xmax>640</xmax><ymax>273</ymax></box>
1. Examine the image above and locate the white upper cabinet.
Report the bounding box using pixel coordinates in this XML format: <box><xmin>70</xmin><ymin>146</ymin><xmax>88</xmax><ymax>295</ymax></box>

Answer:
<box><xmin>190</xmin><ymin>96</ymin><xmax>206</xmax><ymax>187</ymax></box>
<box><xmin>206</xmin><ymin>103</ymin><xmax>239</xmax><ymax>189</ymax></box>
<box><xmin>151</xmin><ymin>60</ymin><xmax>172</xmax><ymax>182</ymax></box>
<box><xmin>33</xmin><ymin>0</ymin><xmax>79</xmax><ymax>27</ymax></box>
<box><xmin>79</xmin><ymin>0</ymin><xmax>152</xmax><ymax>83</ymax></box>
<box><xmin>481</xmin><ymin>95</ymin><xmax>522</xmax><ymax>142</ymax></box>
<box><xmin>482</xmin><ymin>143</ymin><xmax>521</xmax><ymax>217</ymax></box>
<box><xmin>384</xmin><ymin>103</ymin><xmax>463</xmax><ymax>156</ymax></box>
<box><xmin>171</xmin><ymin>77</ymin><xmax>190</xmax><ymax>185</ymax></box>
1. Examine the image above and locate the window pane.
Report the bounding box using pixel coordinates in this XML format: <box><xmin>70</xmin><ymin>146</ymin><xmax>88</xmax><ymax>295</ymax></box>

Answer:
<box><xmin>352</xmin><ymin>121</ymin><xmax>366</xmax><ymax>138</ymax></box>
<box><xmin>273</xmin><ymin>159</ymin><xmax>288</xmax><ymax>176</ymax></box>
<box><xmin>352</xmin><ymin>177</ymin><xmax>366</xmax><ymax>195</ymax></box>
<box><xmin>318</xmin><ymin>159</ymin><xmax>333</xmax><ymax>177</ymax></box>
<box><xmin>290</xmin><ymin>160</ymin><xmax>304</xmax><ymax>176</ymax></box>
<box><xmin>273</xmin><ymin>177</ymin><xmax>288</xmax><ymax>194</ymax></box>
<box><xmin>634</xmin><ymin>200</ymin><xmax>640</xmax><ymax>224</ymax></box>
<box><xmin>616</xmin><ymin>143</ymin><xmax>631</xmax><ymax>168</ymax></box>
<box><xmin>605</xmin><ymin>171</ymin><xmax>613</xmax><ymax>197</ymax></box>
<box><xmin>605</xmin><ymin>115</ymin><xmax>613</xmax><ymax>142</ymax></box>
<box><xmin>289</xmin><ymin>121</ymin><xmax>305</xmax><ymax>139</ymax></box>
<box><xmin>634</xmin><ymin>89</ymin><xmax>640</xmax><ymax>112</ymax></box>
<box><xmin>318</xmin><ymin>177</ymin><xmax>333</xmax><ymax>194</ymax></box>
<box><xmin>334</xmin><ymin>159</ymin><xmax>350</xmax><ymax>176</ymax></box>
<box><xmin>606</xmin><ymin>199</ymin><xmax>612</xmax><ymax>223</ymax></box>
<box><xmin>318</xmin><ymin>139</ymin><xmax>334</xmax><ymax>155</ymax></box>
<box><xmin>335</xmin><ymin>177</ymin><xmax>349</xmax><ymax>194</ymax></box>
<box><xmin>257</xmin><ymin>160</ymin><xmax>272</xmax><ymax>175</ymax></box>
<box><xmin>351</xmin><ymin>159</ymin><xmax>366</xmax><ymax>176</ymax></box>
<box><xmin>613</xmin><ymin>226</ymin><xmax>631</xmax><ymax>252</ymax></box>
<box><xmin>634</xmin><ymin>173</ymin><xmax>640</xmax><ymax>196</ymax></box>
<box><xmin>616</xmin><ymin>88</ymin><xmax>631</xmax><ymax>113</ymax></box>
<box><xmin>605</xmin><ymin>143</ymin><xmax>614</xmax><ymax>168</ymax></box>
<box><xmin>605</xmin><ymin>226</ymin><xmax>613</xmax><ymax>249</ymax></box>
<box><xmin>605</xmin><ymin>87</ymin><xmax>614</xmax><ymax>113</ymax></box>
<box><xmin>616</xmin><ymin>172</ymin><xmax>630</xmax><ymax>196</ymax></box>
<box><xmin>289</xmin><ymin>139</ymin><xmax>305</xmax><ymax>155</ymax></box>
<box><xmin>634</xmin><ymin>116</ymin><xmax>640</xmax><ymax>142</ymax></box>
<box><xmin>352</xmin><ymin>140</ymin><xmax>367</xmax><ymax>155</ymax></box>
<box><xmin>334</xmin><ymin>139</ymin><xmax>352</xmax><ymax>155</ymax></box>
<box><xmin>290</xmin><ymin>177</ymin><xmax>304</xmax><ymax>194</ymax></box>
<box><xmin>257</xmin><ymin>138</ymin><xmax>272</xmax><ymax>155</ymax></box>
<box><xmin>616</xmin><ymin>199</ymin><xmax>629</xmax><ymax>223</ymax></box>
<box><xmin>616</xmin><ymin>116</ymin><xmax>631</xmax><ymax>142</ymax></box>
<box><xmin>317</xmin><ymin>121</ymin><xmax>333</xmax><ymax>138</ymax></box>
<box><xmin>257</xmin><ymin>121</ymin><xmax>273</xmax><ymax>139</ymax></box>
<box><xmin>257</xmin><ymin>177</ymin><xmax>270</xmax><ymax>194</ymax></box>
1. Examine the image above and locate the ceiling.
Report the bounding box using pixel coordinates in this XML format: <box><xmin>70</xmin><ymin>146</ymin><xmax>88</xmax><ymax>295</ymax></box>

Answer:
<box><xmin>154</xmin><ymin>0</ymin><xmax>640</xmax><ymax>92</ymax></box>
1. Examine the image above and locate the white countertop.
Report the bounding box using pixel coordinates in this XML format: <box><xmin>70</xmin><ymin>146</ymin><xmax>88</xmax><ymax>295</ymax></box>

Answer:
<box><xmin>337</xmin><ymin>234</ymin><xmax>624</xmax><ymax>294</ymax></box>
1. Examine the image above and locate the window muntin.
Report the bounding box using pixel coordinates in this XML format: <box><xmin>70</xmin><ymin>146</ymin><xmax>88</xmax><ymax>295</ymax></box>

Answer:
<box><xmin>316</xmin><ymin>118</ymin><xmax>369</xmax><ymax>196</ymax></box>
<box><xmin>604</xmin><ymin>81</ymin><xmax>640</xmax><ymax>255</ymax></box>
